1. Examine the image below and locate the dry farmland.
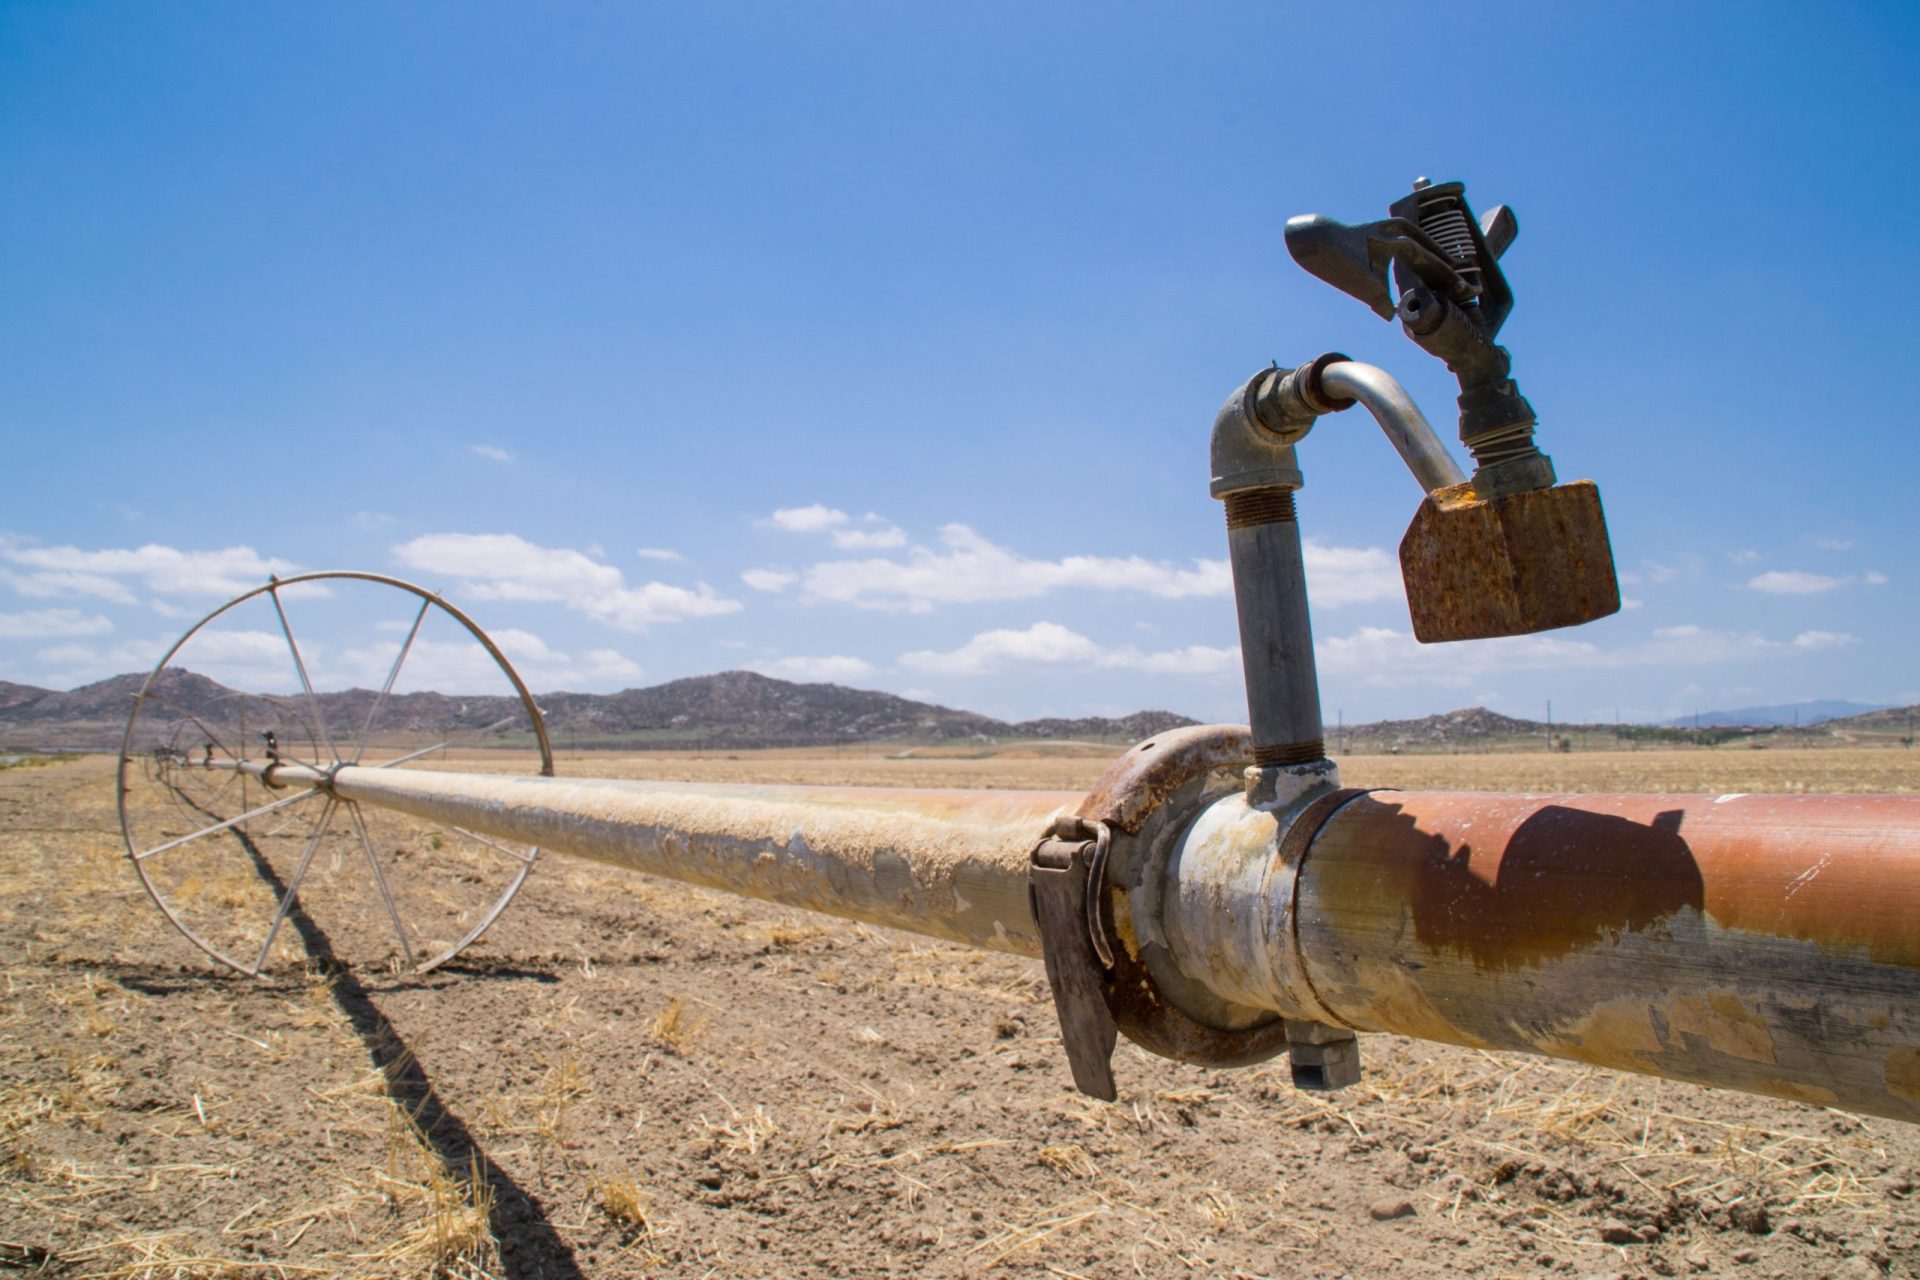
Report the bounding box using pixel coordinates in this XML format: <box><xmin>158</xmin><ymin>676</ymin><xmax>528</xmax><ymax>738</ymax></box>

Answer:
<box><xmin>2</xmin><ymin>745</ymin><xmax>1918</xmax><ymax>1278</ymax></box>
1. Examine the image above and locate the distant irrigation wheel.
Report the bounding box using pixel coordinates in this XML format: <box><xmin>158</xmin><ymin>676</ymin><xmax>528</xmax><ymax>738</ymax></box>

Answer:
<box><xmin>117</xmin><ymin>571</ymin><xmax>555</xmax><ymax>977</ymax></box>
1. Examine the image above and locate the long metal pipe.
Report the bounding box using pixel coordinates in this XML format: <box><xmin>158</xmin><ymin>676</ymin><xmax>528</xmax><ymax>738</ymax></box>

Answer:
<box><xmin>1160</xmin><ymin>787</ymin><xmax>1920</xmax><ymax>1123</ymax></box>
<box><xmin>1318</xmin><ymin>360</ymin><xmax>1467</xmax><ymax>494</ymax></box>
<box><xmin>255</xmin><ymin>759</ymin><xmax>1920</xmax><ymax>1121</ymax></box>
<box><xmin>319</xmin><ymin>764</ymin><xmax>1077</xmax><ymax>956</ymax></box>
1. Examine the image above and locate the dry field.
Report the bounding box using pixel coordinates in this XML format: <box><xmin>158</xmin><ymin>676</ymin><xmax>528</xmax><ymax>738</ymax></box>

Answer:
<box><xmin>1</xmin><ymin>745</ymin><xmax>1917</xmax><ymax>1279</ymax></box>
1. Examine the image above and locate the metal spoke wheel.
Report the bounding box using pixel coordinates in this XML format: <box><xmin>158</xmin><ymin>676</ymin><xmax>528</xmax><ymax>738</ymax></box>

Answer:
<box><xmin>117</xmin><ymin>571</ymin><xmax>554</xmax><ymax>977</ymax></box>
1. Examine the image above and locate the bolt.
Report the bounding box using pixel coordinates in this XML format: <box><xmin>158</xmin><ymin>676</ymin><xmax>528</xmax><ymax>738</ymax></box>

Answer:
<box><xmin>1412</xmin><ymin>176</ymin><xmax>1431</xmax><ymax>190</ymax></box>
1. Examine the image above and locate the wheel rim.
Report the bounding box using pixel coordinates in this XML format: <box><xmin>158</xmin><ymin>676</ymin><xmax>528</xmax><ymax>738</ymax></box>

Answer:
<box><xmin>117</xmin><ymin>571</ymin><xmax>555</xmax><ymax>977</ymax></box>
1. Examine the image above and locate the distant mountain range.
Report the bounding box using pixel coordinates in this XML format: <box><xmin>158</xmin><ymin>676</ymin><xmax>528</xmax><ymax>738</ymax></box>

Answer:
<box><xmin>3</xmin><ymin>669</ymin><xmax>1912</xmax><ymax>753</ymax></box>
<box><xmin>1659</xmin><ymin>700</ymin><xmax>1893</xmax><ymax>729</ymax></box>
<box><xmin>0</xmin><ymin>669</ymin><xmax>1197</xmax><ymax>751</ymax></box>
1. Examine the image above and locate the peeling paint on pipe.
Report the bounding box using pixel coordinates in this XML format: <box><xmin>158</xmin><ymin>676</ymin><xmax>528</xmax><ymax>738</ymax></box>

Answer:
<box><xmin>328</xmin><ymin>766</ymin><xmax>1078</xmax><ymax>956</ymax></box>
<box><xmin>1164</xmin><ymin>788</ymin><xmax>1920</xmax><ymax>1123</ymax></box>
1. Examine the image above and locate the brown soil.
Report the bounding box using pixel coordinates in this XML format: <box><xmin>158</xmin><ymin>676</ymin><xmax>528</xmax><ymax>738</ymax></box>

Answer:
<box><xmin>2</xmin><ymin>749</ymin><xmax>1917</xmax><ymax>1278</ymax></box>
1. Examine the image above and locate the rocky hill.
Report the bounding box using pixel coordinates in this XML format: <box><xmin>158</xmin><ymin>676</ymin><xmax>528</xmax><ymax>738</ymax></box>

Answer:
<box><xmin>1820</xmin><ymin>703</ymin><xmax>1920</xmax><ymax>738</ymax></box>
<box><xmin>0</xmin><ymin>669</ymin><xmax>1198</xmax><ymax>751</ymax></box>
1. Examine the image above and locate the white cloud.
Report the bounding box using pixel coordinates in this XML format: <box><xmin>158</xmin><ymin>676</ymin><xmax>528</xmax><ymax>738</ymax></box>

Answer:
<box><xmin>635</xmin><ymin>547</ymin><xmax>684</xmax><ymax>562</ymax></box>
<box><xmin>33</xmin><ymin>638</ymin><xmax>169</xmax><ymax>688</ymax></box>
<box><xmin>0</xmin><ymin>608</ymin><xmax>113</xmax><ymax>639</ymax></box>
<box><xmin>582</xmin><ymin>649</ymin><xmax>644</xmax><ymax>681</ymax></box>
<box><xmin>1747</xmin><ymin>570</ymin><xmax>1842</xmax><ymax>594</ymax></box>
<box><xmin>1301</xmin><ymin>539</ymin><xmax>1403</xmax><ymax>608</ymax></box>
<box><xmin>352</xmin><ymin>512</ymin><xmax>396</xmax><ymax>530</ymax></box>
<box><xmin>1815</xmin><ymin>537</ymin><xmax>1854</xmax><ymax>551</ymax></box>
<box><xmin>0</xmin><ymin>540</ymin><xmax>301</xmax><ymax>601</ymax></box>
<box><xmin>1727</xmin><ymin>549</ymin><xmax>1759</xmax><ymax>564</ymax></box>
<box><xmin>750</xmin><ymin>655</ymin><xmax>879</xmax><ymax>683</ymax></box>
<box><xmin>792</xmin><ymin>524</ymin><xmax>1395</xmax><ymax>613</ymax></box>
<box><xmin>471</xmin><ymin>444</ymin><xmax>513</xmax><ymax>462</ymax></box>
<box><xmin>830</xmin><ymin>524</ymin><xmax>908</xmax><ymax>550</ymax></box>
<box><xmin>1746</xmin><ymin>569</ymin><xmax>1886</xmax><ymax>594</ymax></box>
<box><xmin>900</xmin><ymin>621</ymin><xmax>1238</xmax><ymax>678</ymax></box>
<box><xmin>1790</xmin><ymin>630</ymin><xmax>1854</xmax><ymax>651</ymax></box>
<box><xmin>741</xmin><ymin>568</ymin><xmax>798</xmax><ymax>593</ymax></box>
<box><xmin>1316</xmin><ymin>622</ymin><xmax>1860</xmax><ymax>689</ymax></box>
<box><xmin>764</xmin><ymin>504</ymin><xmax>849</xmax><ymax>533</ymax></box>
<box><xmin>801</xmin><ymin>525</ymin><xmax>1222</xmax><ymax>612</ymax></box>
<box><xmin>391</xmin><ymin>533</ymin><xmax>740</xmax><ymax>631</ymax></box>
<box><xmin>338</xmin><ymin>628</ymin><xmax>643</xmax><ymax>693</ymax></box>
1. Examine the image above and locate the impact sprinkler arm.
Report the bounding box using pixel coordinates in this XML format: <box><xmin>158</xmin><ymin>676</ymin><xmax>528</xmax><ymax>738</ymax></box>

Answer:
<box><xmin>1286</xmin><ymin>177</ymin><xmax>1550</xmax><ymax>499</ymax></box>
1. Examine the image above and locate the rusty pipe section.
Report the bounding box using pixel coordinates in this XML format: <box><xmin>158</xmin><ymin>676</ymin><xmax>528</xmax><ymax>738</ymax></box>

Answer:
<box><xmin>325</xmin><ymin>765</ymin><xmax>1078</xmax><ymax>956</ymax></box>
<box><xmin>1159</xmin><ymin>788</ymin><xmax>1920</xmax><ymax>1123</ymax></box>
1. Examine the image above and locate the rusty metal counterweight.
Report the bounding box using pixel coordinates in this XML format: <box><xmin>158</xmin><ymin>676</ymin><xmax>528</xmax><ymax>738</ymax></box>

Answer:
<box><xmin>249</xmin><ymin>755</ymin><xmax>1920</xmax><ymax>1124</ymax></box>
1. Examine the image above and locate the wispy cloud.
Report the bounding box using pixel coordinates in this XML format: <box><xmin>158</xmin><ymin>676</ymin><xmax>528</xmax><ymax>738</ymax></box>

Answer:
<box><xmin>337</xmin><ymin>628</ymin><xmax>644</xmax><ymax>693</ymax></box>
<box><xmin>830</xmin><ymin>524</ymin><xmax>908</xmax><ymax>550</ymax></box>
<box><xmin>794</xmin><ymin>524</ymin><xmax>1395</xmax><ymax>612</ymax></box>
<box><xmin>0</xmin><ymin>539</ymin><xmax>300</xmax><ymax>602</ymax></box>
<box><xmin>391</xmin><ymin>533</ymin><xmax>740</xmax><ymax>631</ymax></box>
<box><xmin>470</xmin><ymin>444</ymin><xmax>513</xmax><ymax>463</ymax></box>
<box><xmin>1815</xmin><ymin>537</ymin><xmax>1855</xmax><ymax>551</ymax></box>
<box><xmin>741</xmin><ymin>568</ymin><xmax>798</xmax><ymax>592</ymax></box>
<box><xmin>1746</xmin><ymin>569</ymin><xmax>1887</xmax><ymax>594</ymax></box>
<box><xmin>1316</xmin><ymin>622</ymin><xmax>1858</xmax><ymax>688</ymax></box>
<box><xmin>635</xmin><ymin>547</ymin><xmax>685</xmax><ymax>562</ymax></box>
<box><xmin>0</xmin><ymin>608</ymin><xmax>114</xmax><ymax>639</ymax></box>
<box><xmin>762</xmin><ymin>504</ymin><xmax>848</xmax><ymax>533</ymax></box>
<box><xmin>900</xmin><ymin>621</ymin><xmax>1238</xmax><ymax>677</ymax></box>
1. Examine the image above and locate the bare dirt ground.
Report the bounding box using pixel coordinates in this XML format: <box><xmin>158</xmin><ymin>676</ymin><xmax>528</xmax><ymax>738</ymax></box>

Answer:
<box><xmin>2</xmin><ymin>746</ymin><xmax>1918</xmax><ymax>1279</ymax></box>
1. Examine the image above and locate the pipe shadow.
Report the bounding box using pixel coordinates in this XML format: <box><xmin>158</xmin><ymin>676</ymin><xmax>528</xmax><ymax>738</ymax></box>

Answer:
<box><xmin>173</xmin><ymin>792</ymin><xmax>585</xmax><ymax>1280</ymax></box>
<box><xmin>1396</xmin><ymin>804</ymin><xmax>1704</xmax><ymax>969</ymax></box>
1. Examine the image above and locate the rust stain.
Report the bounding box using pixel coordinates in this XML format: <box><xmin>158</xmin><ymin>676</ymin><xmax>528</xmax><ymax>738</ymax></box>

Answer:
<box><xmin>1399</xmin><ymin>479</ymin><xmax>1619</xmax><ymax>643</ymax></box>
<box><xmin>1076</xmin><ymin>724</ymin><xmax>1251</xmax><ymax>834</ymax></box>
<box><xmin>1310</xmin><ymin>792</ymin><xmax>1920</xmax><ymax>972</ymax></box>
<box><xmin>1660</xmin><ymin>992</ymin><xmax>1777</xmax><ymax>1065</ymax></box>
<box><xmin>1887</xmin><ymin>1048</ymin><xmax>1920</xmax><ymax>1104</ymax></box>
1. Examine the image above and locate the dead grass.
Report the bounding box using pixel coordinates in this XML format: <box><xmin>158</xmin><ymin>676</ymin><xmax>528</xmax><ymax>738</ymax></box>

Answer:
<box><xmin>647</xmin><ymin>996</ymin><xmax>708</xmax><ymax>1052</ymax></box>
<box><xmin>3</xmin><ymin>748</ymin><xmax>1918</xmax><ymax>1277</ymax></box>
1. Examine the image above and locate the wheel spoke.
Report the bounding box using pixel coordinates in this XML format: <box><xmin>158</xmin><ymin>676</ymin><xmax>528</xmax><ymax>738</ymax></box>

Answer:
<box><xmin>268</xmin><ymin>580</ymin><xmax>340</xmax><ymax>766</ymax></box>
<box><xmin>352</xmin><ymin>597</ymin><xmax>431</xmax><ymax>764</ymax></box>
<box><xmin>367</xmin><ymin>713</ymin><xmax>521</xmax><ymax>771</ymax></box>
<box><xmin>346</xmin><ymin>802</ymin><xmax>416</xmax><ymax>968</ymax></box>
<box><xmin>449</xmin><ymin>825</ymin><xmax>538</xmax><ymax>866</ymax></box>
<box><xmin>146</xmin><ymin>697</ymin><xmax>241</xmax><ymax>764</ymax></box>
<box><xmin>250</xmin><ymin>797</ymin><xmax>339</xmax><ymax>974</ymax></box>
<box><xmin>134</xmin><ymin>788</ymin><xmax>321</xmax><ymax>862</ymax></box>
<box><xmin>368</xmin><ymin>740</ymin><xmax>451</xmax><ymax>769</ymax></box>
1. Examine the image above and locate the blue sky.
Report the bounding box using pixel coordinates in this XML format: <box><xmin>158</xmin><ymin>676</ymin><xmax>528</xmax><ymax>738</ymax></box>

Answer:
<box><xmin>2</xmin><ymin>2</ymin><xmax>1915</xmax><ymax>724</ymax></box>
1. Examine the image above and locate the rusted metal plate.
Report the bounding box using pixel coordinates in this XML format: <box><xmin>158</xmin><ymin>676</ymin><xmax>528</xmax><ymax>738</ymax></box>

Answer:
<box><xmin>1399</xmin><ymin>479</ymin><xmax>1619</xmax><ymax>642</ymax></box>
<box><xmin>1299</xmin><ymin>791</ymin><xmax>1920</xmax><ymax>1122</ymax></box>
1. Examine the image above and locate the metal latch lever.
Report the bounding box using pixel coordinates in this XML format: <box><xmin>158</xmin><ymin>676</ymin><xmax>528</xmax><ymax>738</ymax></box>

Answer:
<box><xmin>1028</xmin><ymin>816</ymin><xmax>1119</xmax><ymax>1101</ymax></box>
